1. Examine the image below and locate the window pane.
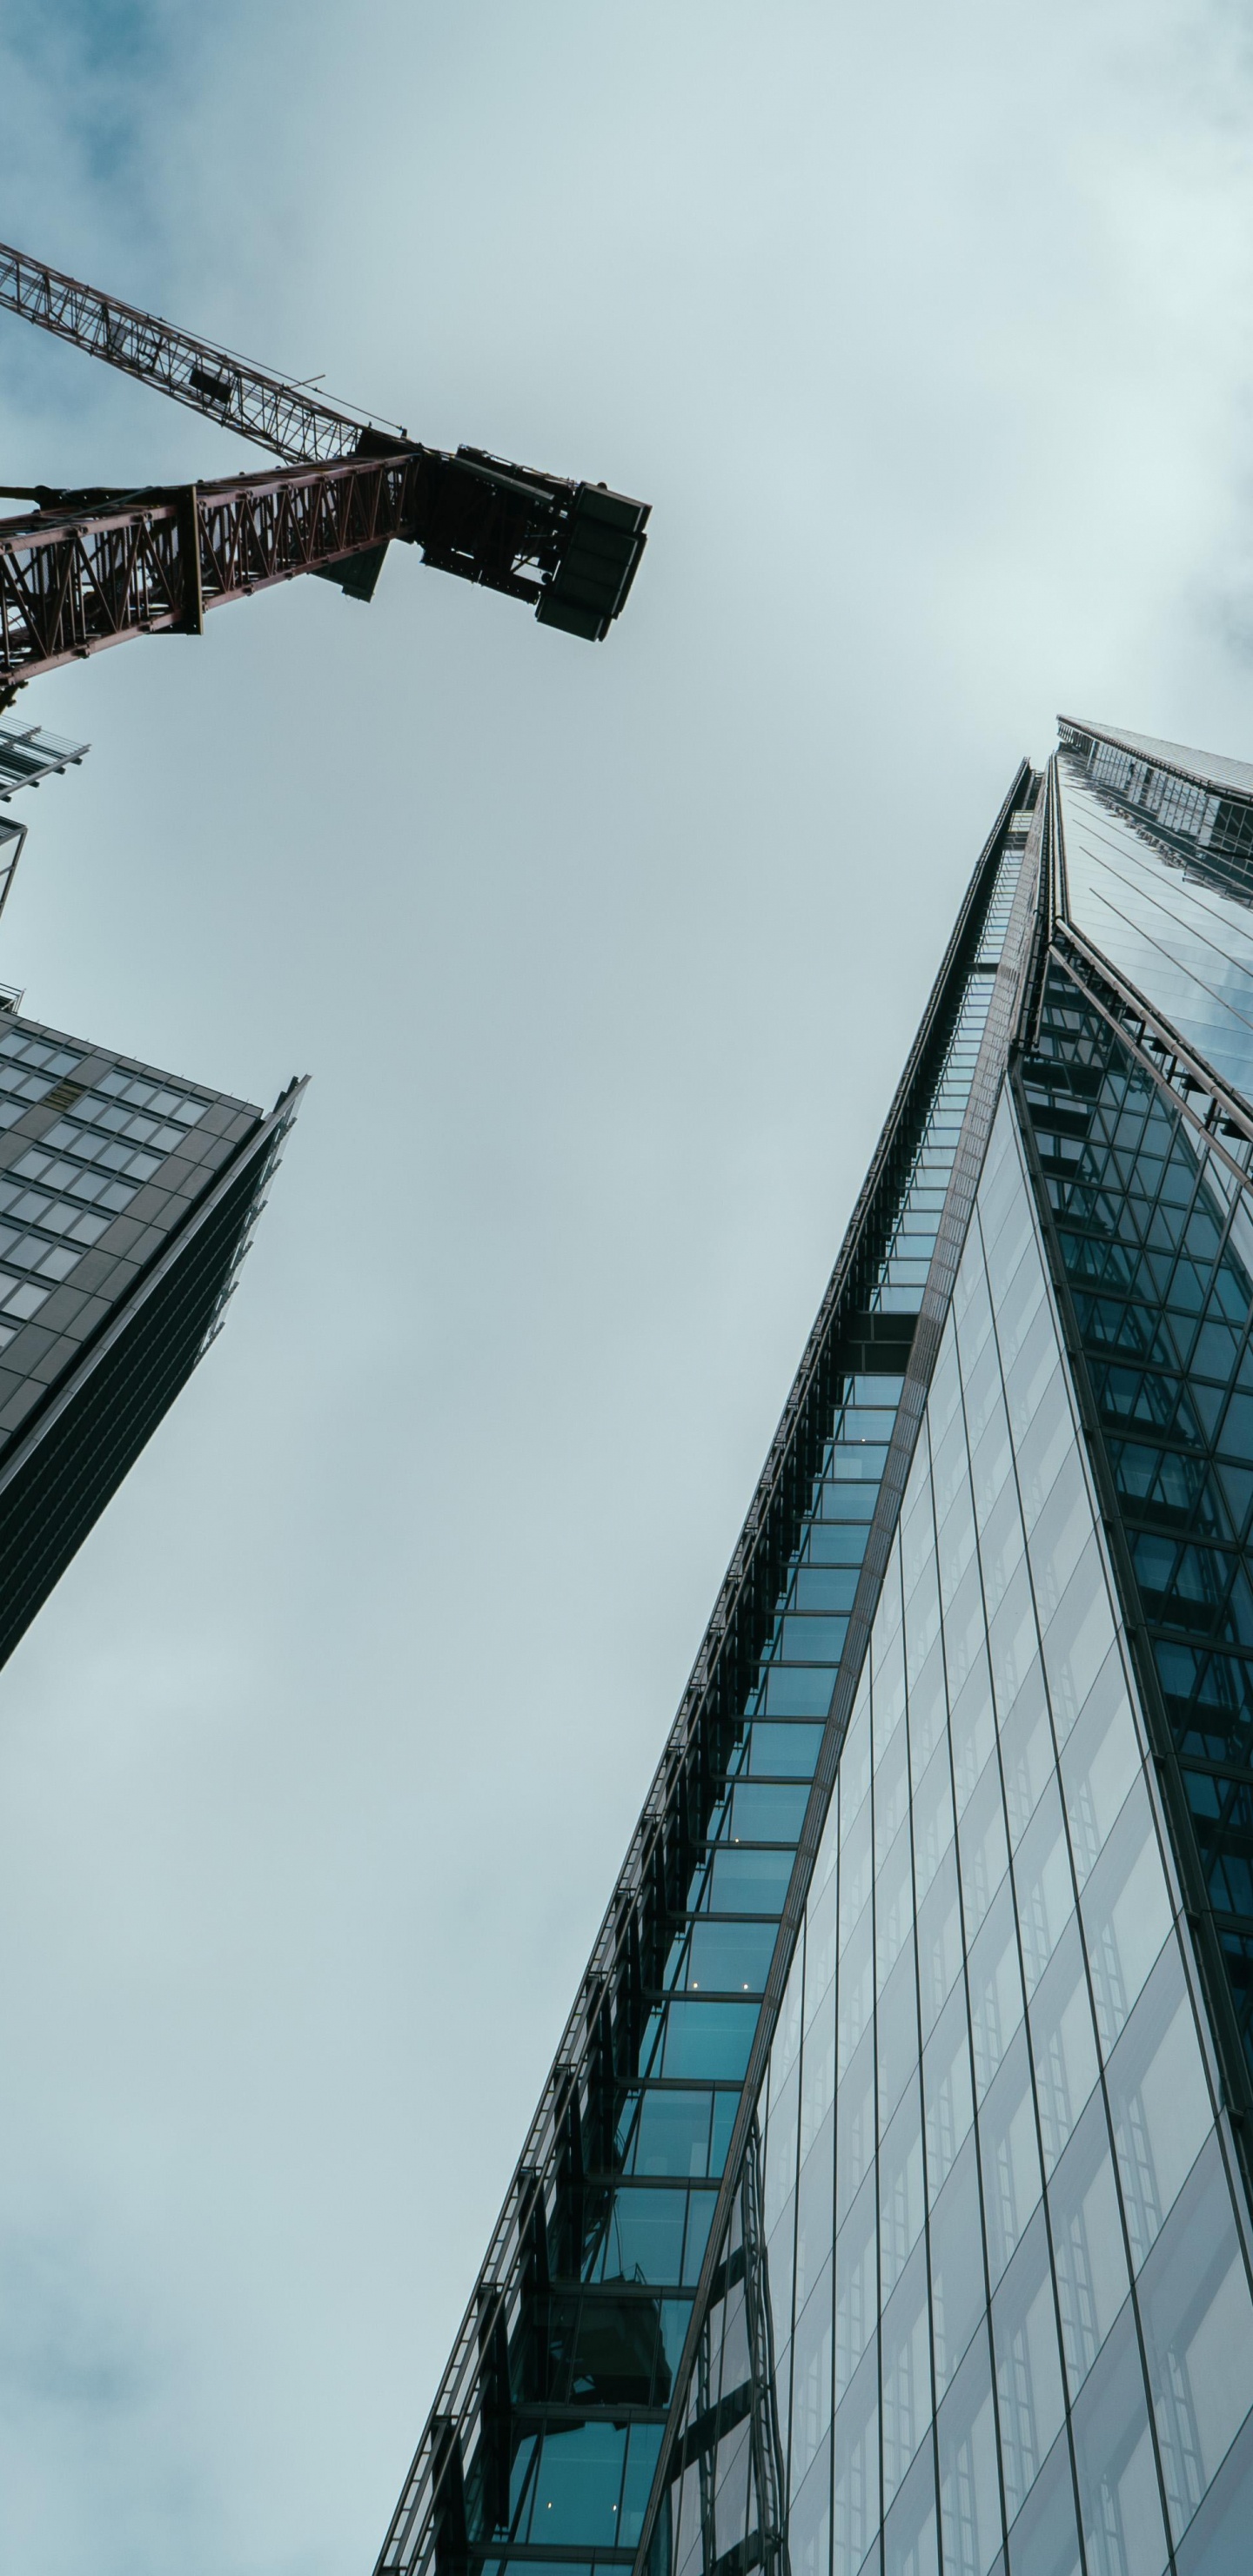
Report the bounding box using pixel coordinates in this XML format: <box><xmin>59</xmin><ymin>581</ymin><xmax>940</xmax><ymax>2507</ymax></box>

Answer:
<box><xmin>936</xmin><ymin>2323</ymin><xmax>1002</xmax><ymax>2576</ymax></box>
<box><xmin>1003</xmin><ymin>2424</ymin><xmax>1082</xmax><ymax>2576</ymax></box>
<box><xmin>978</xmin><ymin>2024</ymin><xmax>1043</xmax><ymax>2289</ymax></box>
<box><xmin>1174</xmin><ymin>2405</ymin><xmax>1253</xmax><ymax>2576</ymax></box>
<box><xmin>883</xmin><ymin>2434</ymin><xmax>940</xmax><ymax>2576</ymax></box>
<box><xmin>1058</xmin><ymin>1645</ymin><xmax>1141</xmax><ymax>1888</ymax></box>
<box><xmin>1079</xmin><ymin>1777</ymin><xmax>1173</xmax><ymax>2051</ymax></box>
<box><xmin>881</xmin><ymin>2235</ymin><xmax>934</xmax><ymax>2512</ymax></box>
<box><xmin>1103</xmin><ymin>1939</ymin><xmax>1213</xmax><ymax>2270</ymax></box>
<box><xmin>789</xmin><ymin>2261</ymin><xmax>834</xmax><ymax>2492</ymax></box>
<box><xmin>1029</xmin><ymin>1916</ymin><xmax>1100</xmax><ymax>2174</ymax></box>
<box><xmin>832</xmin><ymin>2338</ymin><xmax>879</xmax><ymax>2575</ymax></box>
<box><xmin>1046</xmin><ymin>2092</ymin><xmax>1129</xmax><ymax>2396</ymax></box>
<box><xmin>834</xmin><ymin>2168</ymin><xmax>877</xmax><ymax>2402</ymax></box>
<box><xmin>1014</xmin><ymin>1777</ymin><xmax>1075</xmax><ymax>1999</ymax></box>
<box><xmin>1136</xmin><ymin>2130</ymin><xmax>1253</xmax><ymax>2545</ymax></box>
<box><xmin>1069</xmin><ymin>2298</ymin><xmax>1169</xmax><ymax>2576</ymax></box>
<box><xmin>924</xmin><ymin>1981</ymin><xmax>975</xmax><ymax>2201</ymax></box>
<box><xmin>928</xmin><ymin>2130</ymin><xmax>985</xmax><ymax>2398</ymax></box>
<box><xmin>879</xmin><ymin>2076</ymin><xmax>926</xmax><ymax>2301</ymax></box>
<box><xmin>968</xmin><ymin>1877</ymin><xmax>1025</xmax><ymax>2101</ymax></box>
<box><xmin>990</xmin><ymin>2207</ymin><xmax>1066</xmax><ymax>2526</ymax></box>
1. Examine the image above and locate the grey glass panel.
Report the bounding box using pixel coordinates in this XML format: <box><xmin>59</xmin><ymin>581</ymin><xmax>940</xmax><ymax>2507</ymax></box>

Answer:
<box><xmin>832</xmin><ymin>2166</ymin><xmax>875</xmax><ymax>2409</ymax></box>
<box><xmin>879</xmin><ymin>2076</ymin><xmax>926</xmax><ymax>2301</ymax></box>
<box><xmin>789</xmin><ymin>2438</ymin><xmax>831</xmax><ymax>2576</ymax></box>
<box><xmin>968</xmin><ymin>1875</ymin><xmax>1026</xmax><ymax>2101</ymax></box>
<box><xmin>790</xmin><ymin>2261</ymin><xmax>834</xmax><ymax>2493</ymax></box>
<box><xmin>764</xmin><ymin>2064</ymin><xmax>800</xmax><ymax>2230</ymax></box>
<box><xmin>979</xmin><ymin>2025</ymin><xmax>1043</xmax><ymax>2290</ymax></box>
<box><xmin>997</xmin><ymin>1664</ymin><xmax>1055</xmax><ymax>1850</ymax></box>
<box><xmin>923</xmin><ymin>1980</ymin><xmax>975</xmax><ymax>2201</ymax></box>
<box><xmin>1078</xmin><ymin>1772</ymin><xmax>1174</xmax><ymax>2055</ymax></box>
<box><xmin>1012</xmin><ymin>1778</ymin><xmax>1074</xmax><ymax>2000</ymax></box>
<box><xmin>882</xmin><ymin>2436</ymin><xmax>940</xmax><ymax>2576</ymax></box>
<box><xmin>795</xmin><ymin>2107</ymin><xmax>834</xmax><ymax>2316</ymax></box>
<box><xmin>801</xmin><ymin>2011</ymin><xmax>836</xmax><ymax>2166</ymax></box>
<box><xmin>876</xmin><ymin>1815</ymin><xmax>915</xmax><ymax>1989</ymax></box>
<box><xmin>1038</xmin><ymin>1535</ymin><xmax>1117</xmax><ymax>1745</ymax></box>
<box><xmin>1102</xmin><ymin>1938</ymin><xmax>1212</xmax><ymax>2271</ymax></box>
<box><xmin>928</xmin><ymin>2131</ymin><xmax>985</xmax><ymax>2398</ymax></box>
<box><xmin>877</xmin><ymin>1934</ymin><xmax>920</xmax><ymax>2128</ymax></box>
<box><xmin>831</xmin><ymin>2338</ymin><xmax>879</xmax><ymax>2576</ymax></box>
<box><xmin>804</xmin><ymin>1874</ymin><xmax>839</xmax><ymax>2031</ymax></box>
<box><xmin>1002</xmin><ymin>2425</ymin><xmax>1082</xmax><ymax>2576</ymax></box>
<box><xmin>917</xmin><ymin>1840</ymin><xmax>964</xmax><ymax>2039</ymax></box>
<box><xmin>1029</xmin><ymin>1917</ymin><xmax>1100</xmax><ymax>2175</ymax></box>
<box><xmin>1136</xmin><ymin>2130</ymin><xmax>1253</xmax><ymax>2545</ymax></box>
<box><xmin>1069</xmin><ymin>2295</ymin><xmax>1169</xmax><ymax>2576</ymax></box>
<box><xmin>951</xmin><ymin>1662</ymin><xmax>997</xmax><ymax>1816</ymax></box>
<box><xmin>958</xmin><ymin>1747</ymin><xmax>1011</xmax><ymax>1937</ymax></box>
<box><xmin>1174</xmin><ymin>2405</ymin><xmax>1253</xmax><ymax>2576</ymax></box>
<box><xmin>990</xmin><ymin>2208</ymin><xmax>1066</xmax><ymax>2528</ymax></box>
<box><xmin>911</xmin><ymin>1734</ymin><xmax>956</xmax><ymax>1903</ymax></box>
<box><xmin>881</xmin><ymin>2234</ymin><xmax>934</xmax><ymax>2513</ymax></box>
<box><xmin>835</xmin><ymin>2028</ymin><xmax>876</xmax><ymax>2229</ymax></box>
<box><xmin>936</xmin><ymin>2323</ymin><xmax>1003</xmax><ymax>2576</ymax></box>
<box><xmin>1046</xmin><ymin>2091</ymin><xmax>1129</xmax><ymax>2396</ymax></box>
<box><xmin>1057</xmin><ymin>1646</ymin><xmax>1141</xmax><ymax>1890</ymax></box>
<box><xmin>837</xmin><ymin>1902</ymin><xmax>874</xmax><ymax>2077</ymax></box>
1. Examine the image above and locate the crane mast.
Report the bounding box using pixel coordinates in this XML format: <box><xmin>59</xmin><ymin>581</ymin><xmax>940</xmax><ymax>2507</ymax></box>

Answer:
<box><xmin>0</xmin><ymin>239</ymin><xmax>648</xmax><ymax>695</ymax></box>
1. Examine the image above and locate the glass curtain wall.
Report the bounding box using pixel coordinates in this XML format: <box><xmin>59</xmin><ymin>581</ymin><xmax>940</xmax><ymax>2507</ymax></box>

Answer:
<box><xmin>663</xmin><ymin>1095</ymin><xmax>1253</xmax><ymax>2576</ymax></box>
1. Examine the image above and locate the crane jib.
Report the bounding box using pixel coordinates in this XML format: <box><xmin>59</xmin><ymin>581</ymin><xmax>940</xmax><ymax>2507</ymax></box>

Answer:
<box><xmin>0</xmin><ymin>238</ymin><xmax>650</xmax><ymax>661</ymax></box>
<box><xmin>0</xmin><ymin>452</ymin><xmax>650</xmax><ymax>691</ymax></box>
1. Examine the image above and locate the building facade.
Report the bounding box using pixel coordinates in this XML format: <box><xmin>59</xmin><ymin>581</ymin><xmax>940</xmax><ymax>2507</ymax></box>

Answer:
<box><xmin>379</xmin><ymin>722</ymin><xmax>1253</xmax><ymax>2576</ymax></box>
<box><xmin>0</xmin><ymin>722</ymin><xmax>302</xmax><ymax>1665</ymax></box>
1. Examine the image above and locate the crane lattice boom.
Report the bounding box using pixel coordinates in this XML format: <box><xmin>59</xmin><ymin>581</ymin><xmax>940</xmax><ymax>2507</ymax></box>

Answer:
<box><xmin>0</xmin><ymin>239</ymin><xmax>379</xmax><ymax>467</ymax></box>
<box><xmin>0</xmin><ymin>239</ymin><xmax>648</xmax><ymax>681</ymax></box>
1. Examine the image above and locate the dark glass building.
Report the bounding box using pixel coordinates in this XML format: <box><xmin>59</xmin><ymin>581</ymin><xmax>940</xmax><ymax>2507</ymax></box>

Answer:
<box><xmin>379</xmin><ymin>721</ymin><xmax>1253</xmax><ymax>2576</ymax></box>
<box><xmin>0</xmin><ymin>999</ymin><xmax>302</xmax><ymax>1665</ymax></box>
<box><xmin>0</xmin><ymin>720</ymin><xmax>302</xmax><ymax>1664</ymax></box>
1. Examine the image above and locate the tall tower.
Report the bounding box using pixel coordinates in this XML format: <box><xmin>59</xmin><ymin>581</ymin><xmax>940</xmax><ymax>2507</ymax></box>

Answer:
<box><xmin>378</xmin><ymin>722</ymin><xmax>1253</xmax><ymax>2576</ymax></box>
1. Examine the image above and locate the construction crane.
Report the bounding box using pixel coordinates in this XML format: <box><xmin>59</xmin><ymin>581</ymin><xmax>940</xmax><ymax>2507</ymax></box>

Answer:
<box><xmin>0</xmin><ymin>241</ymin><xmax>650</xmax><ymax>705</ymax></box>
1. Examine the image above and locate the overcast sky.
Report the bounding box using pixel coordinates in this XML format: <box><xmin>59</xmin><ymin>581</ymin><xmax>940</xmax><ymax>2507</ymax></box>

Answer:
<box><xmin>2</xmin><ymin>2</ymin><xmax>1253</xmax><ymax>2568</ymax></box>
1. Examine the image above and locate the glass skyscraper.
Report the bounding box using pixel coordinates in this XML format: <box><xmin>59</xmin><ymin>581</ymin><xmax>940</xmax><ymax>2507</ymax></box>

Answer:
<box><xmin>378</xmin><ymin>719</ymin><xmax>1253</xmax><ymax>2576</ymax></box>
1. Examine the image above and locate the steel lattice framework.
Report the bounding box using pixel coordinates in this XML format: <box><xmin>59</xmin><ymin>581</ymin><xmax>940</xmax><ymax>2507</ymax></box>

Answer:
<box><xmin>0</xmin><ymin>443</ymin><xmax>638</xmax><ymax>686</ymax></box>
<box><xmin>0</xmin><ymin>239</ymin><xmax>373</xmax><ymax>466</ymax></box>
<box><xmin>0</xmin><ymin>238</ymin><xmax>649</xmax><ymax>674</ymax></box>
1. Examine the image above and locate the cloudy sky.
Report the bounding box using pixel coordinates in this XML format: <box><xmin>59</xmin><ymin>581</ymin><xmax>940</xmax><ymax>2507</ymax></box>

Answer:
<box><xmin>2</xmin><ymin>1</ymin><xmax>1253</xmax><ymax>2567</ymax></box>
